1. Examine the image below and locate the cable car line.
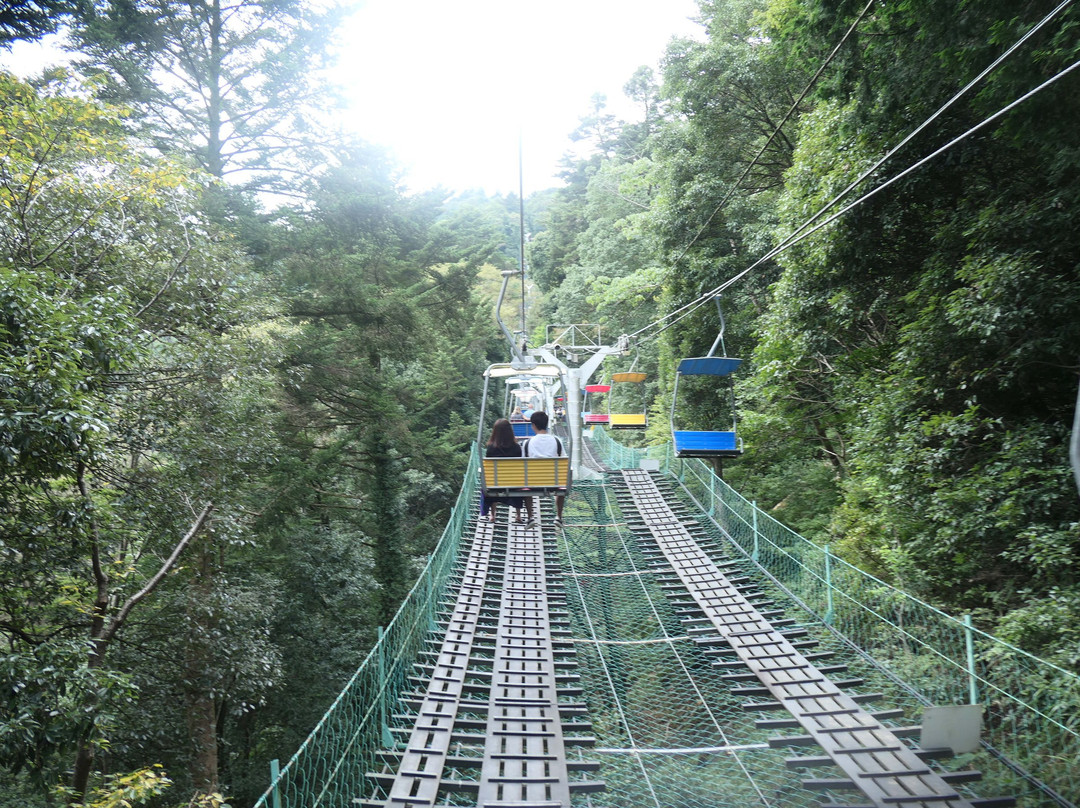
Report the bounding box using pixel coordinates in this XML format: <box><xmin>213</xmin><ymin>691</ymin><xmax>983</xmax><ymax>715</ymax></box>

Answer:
<box><xmin>670</xmin><ymin>0</ymin><xmax>877</xmax><ymax>266</ymax></box>
<box><xmin>627</xmin><ymin>0</ymin><xmax>1076</xmax><ymax>346</ymax></box>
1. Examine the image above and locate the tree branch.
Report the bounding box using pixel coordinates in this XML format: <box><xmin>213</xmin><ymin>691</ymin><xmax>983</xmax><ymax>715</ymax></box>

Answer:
<box><xmin>100</xmin><ymin>503</ymin><xmax>214</xmax><ymax>646</ymax></box>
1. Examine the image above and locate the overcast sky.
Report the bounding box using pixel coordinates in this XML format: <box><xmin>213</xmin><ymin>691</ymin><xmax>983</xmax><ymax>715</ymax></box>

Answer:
<box><xmin>0</xmin><ymin>0</ymin><xmax>705</xmax><ymax>195</ymax></box>
<box><xmin>335</xmin><ymin>0</ymin><xmax>705</xmax><ymax>194</ymax></box>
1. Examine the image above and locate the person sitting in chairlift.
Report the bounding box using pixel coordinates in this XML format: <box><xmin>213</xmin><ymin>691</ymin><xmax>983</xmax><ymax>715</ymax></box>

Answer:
<box><xmin>522</xmin><ymin>410</ymin><xmax>565</xmax><ymax>529</ymax></box>
<box><xmin>481</xmin><ymin>418</ymin><xmax>534</xmax><ymax>524</ymax></box>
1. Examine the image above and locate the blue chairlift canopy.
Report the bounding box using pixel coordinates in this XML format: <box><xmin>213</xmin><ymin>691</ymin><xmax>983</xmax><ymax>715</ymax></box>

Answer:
<box><xmin>677</xmin><ymin>357</ymin><xmax>743</xmax><ymax>377</ymax></box>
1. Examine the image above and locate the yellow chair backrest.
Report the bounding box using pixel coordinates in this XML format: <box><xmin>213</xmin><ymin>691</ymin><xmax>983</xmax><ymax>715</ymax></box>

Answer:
<box><xmin>609</xmin><ymin>413</ymin><xmax>647</xmax><ymax>427</ymax></box>
<box><xmin>482</xmin><ymin>457</ymin><xmax>570</xmax><ymax>491</ymax></box>
<box><xmin>611</xmin><ymin>372</ymin><xmax>647</xmax><ymax>383</ymax></box>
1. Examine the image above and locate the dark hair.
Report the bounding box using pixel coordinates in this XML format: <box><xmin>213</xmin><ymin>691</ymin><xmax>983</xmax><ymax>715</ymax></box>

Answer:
<box><xmin>487</xmin><ymin>418</ymin><xmax>517</xmax><ymax>449</ymax></box>
<box><xmin>530</xmin><ymin>410</ymin><xmax>549</xmax><ymax>430</ymax></box>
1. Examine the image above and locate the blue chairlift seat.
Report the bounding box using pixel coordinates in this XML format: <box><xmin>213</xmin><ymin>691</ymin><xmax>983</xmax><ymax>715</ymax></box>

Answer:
<box><xmin>673</xmin><ymin>430</ymin><xmax>740</xmax><ymax>457</ymax></box>
<box><xmin>671</xmin><ymin>355</ymin><xmax>744</xmax><ymax>459</ymax></box>
<box><xmin>511</xmin><ymin>420</ymin><xmax>536</xmax><ymax>439</ymax></box>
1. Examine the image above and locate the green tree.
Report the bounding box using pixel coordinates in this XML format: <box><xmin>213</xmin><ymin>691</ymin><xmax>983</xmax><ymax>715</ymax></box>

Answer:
<box><xmin>0</xmin><ymin>1</ymin><xmax>74</xmax><ymax>45</ymax></box>
<box><xmin>755</xmin><ymin>0</ymin><xmax>1080</xmax><ymax>640</ymax></box>
<box><xmin>70</xmin><ymin>0</ymin><xmax>341</xmax><ymax>183</ymax></box>
<box><xmin>0</xmin><ymin>73</ymin><xmax>278</xmax><ymax>802</ymax></box>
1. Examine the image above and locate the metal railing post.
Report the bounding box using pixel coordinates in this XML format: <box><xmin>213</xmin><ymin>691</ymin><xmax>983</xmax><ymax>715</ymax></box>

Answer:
<box><xmin>824</xmin><ymin>545</ymin><xmax>835</xmax><ymax>625</ymax></box>
<box><xmin>377</xmin><ymin>626</ymin><xmax>394</xmax><ymax>747</ymax></box>
<box><xmin>964</xmin><ymin>614</ymin><xmax>979</xmax><ymax>705</ymax></box>
<box><xmin>751</xmin><ymin>502</ymin><xmax>759</xmax><ymax>562</ymax></box>
<box><xmin>269</xmin><ymin>759</ymin><xmax>283</xmax><ymax>808</ymax></box>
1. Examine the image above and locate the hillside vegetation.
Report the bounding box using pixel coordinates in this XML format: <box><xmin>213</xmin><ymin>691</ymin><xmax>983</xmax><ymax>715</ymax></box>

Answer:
<box><xmin>2</xmin><ymin>0</ymin><xmax>1078</xmax><ymax>805</ymax></box>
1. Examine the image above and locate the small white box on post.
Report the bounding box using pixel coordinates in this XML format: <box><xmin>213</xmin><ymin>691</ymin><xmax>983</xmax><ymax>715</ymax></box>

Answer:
<box><xmin>920</xmin><ymin>705</ymin><xmax>983</xmax><ymax>754</ymax></box>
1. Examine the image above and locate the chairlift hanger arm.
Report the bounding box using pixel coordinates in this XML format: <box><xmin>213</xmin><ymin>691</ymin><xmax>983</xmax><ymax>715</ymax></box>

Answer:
<box><xmin>494</xmin><ymin>269</ymin><xmax>524</xmax><ymax>363</ymax></box>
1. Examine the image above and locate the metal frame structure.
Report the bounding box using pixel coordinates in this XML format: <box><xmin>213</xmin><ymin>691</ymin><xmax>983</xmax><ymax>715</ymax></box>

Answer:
<box><xmin>362</xmin><ymin>511</ymin><xmax>603</xmax><ymax>807</ymax></box>
<box><xmin>619</xmin><ymin>468</ymin><xmax>997</xmax><ymax>808</ymax></box>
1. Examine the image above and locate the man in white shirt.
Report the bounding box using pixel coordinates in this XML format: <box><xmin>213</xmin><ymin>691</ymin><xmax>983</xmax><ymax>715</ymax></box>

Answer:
<box><xmin>523</xmin><ymin>410</ymin><xmax>565</xmax><ymax>528</ymax></box>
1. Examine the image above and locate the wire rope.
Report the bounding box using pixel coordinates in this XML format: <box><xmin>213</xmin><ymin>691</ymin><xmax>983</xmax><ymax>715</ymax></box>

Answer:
<box><xmin>670</xmin><ymin>0</ymin><xmax>876</xmax><ymax>265</ymax></box>
<box><xmin>596</xmin><ymin>481</ymin><xmax>775</xmax><ymax>804</ymax></box>
<box><xmin>629</xmin><ymin>0</ymin><xmax>1075</xmax><ymax>344</ymax></box>
<box><xmin>699</xmin><ymin>53</ymin><xmax>1080</xmax><ymax>306</ymax></box>
<box><xmin>559</xmin><ymin>491</ymin><xmax>664</xmax><ymax>808</ymax></box>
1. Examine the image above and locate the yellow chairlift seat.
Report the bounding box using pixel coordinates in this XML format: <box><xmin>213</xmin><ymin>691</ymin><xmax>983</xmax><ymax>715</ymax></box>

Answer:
<box><xmin>609</xmin><ymin>369</ymin><xmax>648</xmax><ymax>429</ymax></box>
<box><xmin>609</xmin><ymin>413</ymin><xmax>647</xmax><ymax>429</ymax></box>
<box><xmin>477</xmin><ymin>361</ymin><xmax>572</xmax><ymax>497</ymax></box>
<box><xmin>481</xmin><ymin>456</ymin><xmax>572</xmax><ymax>497</ymax></box>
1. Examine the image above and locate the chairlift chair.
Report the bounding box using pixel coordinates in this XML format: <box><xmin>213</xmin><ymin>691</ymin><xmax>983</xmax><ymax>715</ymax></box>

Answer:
<box><xmin>507</xmin><ymin>381</ymin><xmax>542</xmax><ymax>438</ymax></box>
<box><xmin>478</xmin><ymin>363</ymin><xmax>572</xmax><ymax>498</ymax></box>
<box><xmin>582</xmin><ymin>384</ymin><xmax>610</xmax><ymax>425</ymax></box>
<box><xmin>671</xmin><ymin>297</ymin><xmax>744</xmax><ymax>458</ymax></box>
<box><xmin>608</xmin><ymin>359</ymin><xmax>648</xmax><ymax>429</ymax></box>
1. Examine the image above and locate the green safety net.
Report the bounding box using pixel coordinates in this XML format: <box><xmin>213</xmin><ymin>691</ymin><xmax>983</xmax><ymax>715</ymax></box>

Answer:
<box><xmin>255</xmin><ymin>432</ymin><xmax>1080</xmax><ymax>808</ymax></box>
<box><xmin>588</xmin><ymin>426</ymin><xmax>1080</xmax><ymax>807</ymax></box>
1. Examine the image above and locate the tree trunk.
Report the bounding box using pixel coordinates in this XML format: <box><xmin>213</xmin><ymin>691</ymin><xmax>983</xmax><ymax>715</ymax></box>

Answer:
<box><xmin>207</xmin><ymin>0</ymin><xmax>224</xmax><ymax>178</ymax></box>
<box><xmin>185</xmin><ymin>543</ymin><xmax>220</xmax><ymax>795</ymax></box>
<box><xmin>70</xmin><ymin>465</ymin><xmax>111</xmax><ymax>803</ymax></box>
<box><xmin>368</xmin><ymin>418</ymin><xmax>405</xmax><ymax>626</ymax></box>
<box><xmin>69</xmin><ymin>472</ymin><xmax>213</xmax><ymax>803</ymax></box>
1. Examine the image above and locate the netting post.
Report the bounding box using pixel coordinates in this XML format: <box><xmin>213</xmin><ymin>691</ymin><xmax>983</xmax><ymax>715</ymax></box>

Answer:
<box><xmin>751</xmin><ymin>502</ymin><xmax>759</xmax><ymax>562</ymax></box>
<box><xmin>708</xmin><ymin>475</ymin><xmax>716</xmax><ymax>517</ymax></box>
<box><xmin>964</xmin><ymin>614</ymin><xmax>979</xmax><ymax>705</ymax></box>
<box><xmin>269</xmin><ymin>759</ymin><xmax>283</xmax><ymax>808</ymax></box>
<box><xmin>423</xmin><ymin>563</ymin><xmax>434</xmax><ymax>634</ymax></box>
<box><xmin>824</xmin><ymin>545</ymin><xmax>835</xmax><ymax>625</ymax></box>
<box><xmin>377</xmin><ymin>626</ymin><xmax>394</xmax><ymax>747</ymax></box>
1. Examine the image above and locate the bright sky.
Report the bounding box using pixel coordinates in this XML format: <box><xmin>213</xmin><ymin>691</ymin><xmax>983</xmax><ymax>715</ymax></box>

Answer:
<box><xmin>0</xmin><ymin>0</ymin><xmax>705</xmax><ymax>195</ymax></box>
<box><xmin>336</xmin><ymin>0</ymin><xmax>704</xmax><ymax>194</ymax></box>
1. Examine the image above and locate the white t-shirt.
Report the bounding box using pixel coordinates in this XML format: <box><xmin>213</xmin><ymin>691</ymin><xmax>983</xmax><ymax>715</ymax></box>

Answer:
<box><xmin>525</xmin><ymin>433</ymin><xmax>563</xmax><ymax>457</ymax></box>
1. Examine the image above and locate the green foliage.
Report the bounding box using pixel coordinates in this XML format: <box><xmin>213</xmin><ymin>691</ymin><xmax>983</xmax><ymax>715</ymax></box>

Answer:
<box><xmin>7</xmin><ymin>0</ymin><xmax>1080</xmax><ymax>801</ymax></box>
<box><xmin>0</xmin><ymin>640</ymin><xmax>138</xmax><ymax>790</ymax></box>
<box><xmin>0</xmin><ymin>0</ymin><xmax>76</xmax><ymax>44</ymax></box>
<box><xmin>751</xmin><ymin>0</ymin><xmax>1080</xmax><ymax>646</ymax></box>
<box><xmin>531</xmin><ymin>0</ymin><xmax>1080</xmax><ymax>675</ymax></box>
<box><xmin>59</xmin><ymin>764</ymin><xmax>173</xmax><ymax>808</ymax></box>
<box><xmin>0</xmin><ymin>73</ymin><xmax>282</xmax><ymax>800</ymax></box>
<box><xmin>0</xmin><ymin>267</ymin><xmax>127</xmax><ymax>479</ymax></box>
<box><xmin>996</xmin><ymin>587</ymin><xmax>1080</xmax><ymax>670</ymax></box>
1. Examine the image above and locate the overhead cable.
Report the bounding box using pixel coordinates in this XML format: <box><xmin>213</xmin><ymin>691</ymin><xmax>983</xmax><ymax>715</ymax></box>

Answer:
<box><xmin>632</xmin><ymin>0</ymin><xmax>1075</xmax><ymax>343</ymax></box>
<box><xmin>670</xmin><ymin>0</ymin><xmax>876</xmax><ymax>265</ymax></box>
<box><xmin>697</xmin><ymin>53</ymin><xmax>1080</xmax><ymax>307</ymax></box>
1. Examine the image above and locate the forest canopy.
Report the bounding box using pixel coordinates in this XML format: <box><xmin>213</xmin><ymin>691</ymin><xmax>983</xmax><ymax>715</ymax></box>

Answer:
<box><xmin>2</xmin><ymin>0</ymin><xmax>1079</xmax><ymax>805</ymax></box>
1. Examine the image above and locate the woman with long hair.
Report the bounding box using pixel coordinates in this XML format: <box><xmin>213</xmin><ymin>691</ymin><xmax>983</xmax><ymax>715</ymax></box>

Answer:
<box><xmin>482</xmin><ymin>418</ymin><xmax>533</xmax><ymax>523</ymax></box>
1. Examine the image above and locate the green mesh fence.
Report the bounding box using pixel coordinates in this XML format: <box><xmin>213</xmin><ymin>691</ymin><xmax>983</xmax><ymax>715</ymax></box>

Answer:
<box><xmin>590</xmin><ymin>426</ymin><xmax>1080</xmax><ymax>807</ymax></box>
<box><xmin>252</xmin><ymin>446</ymin><xmax>480</xmax><ymax>808</ymax></box>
